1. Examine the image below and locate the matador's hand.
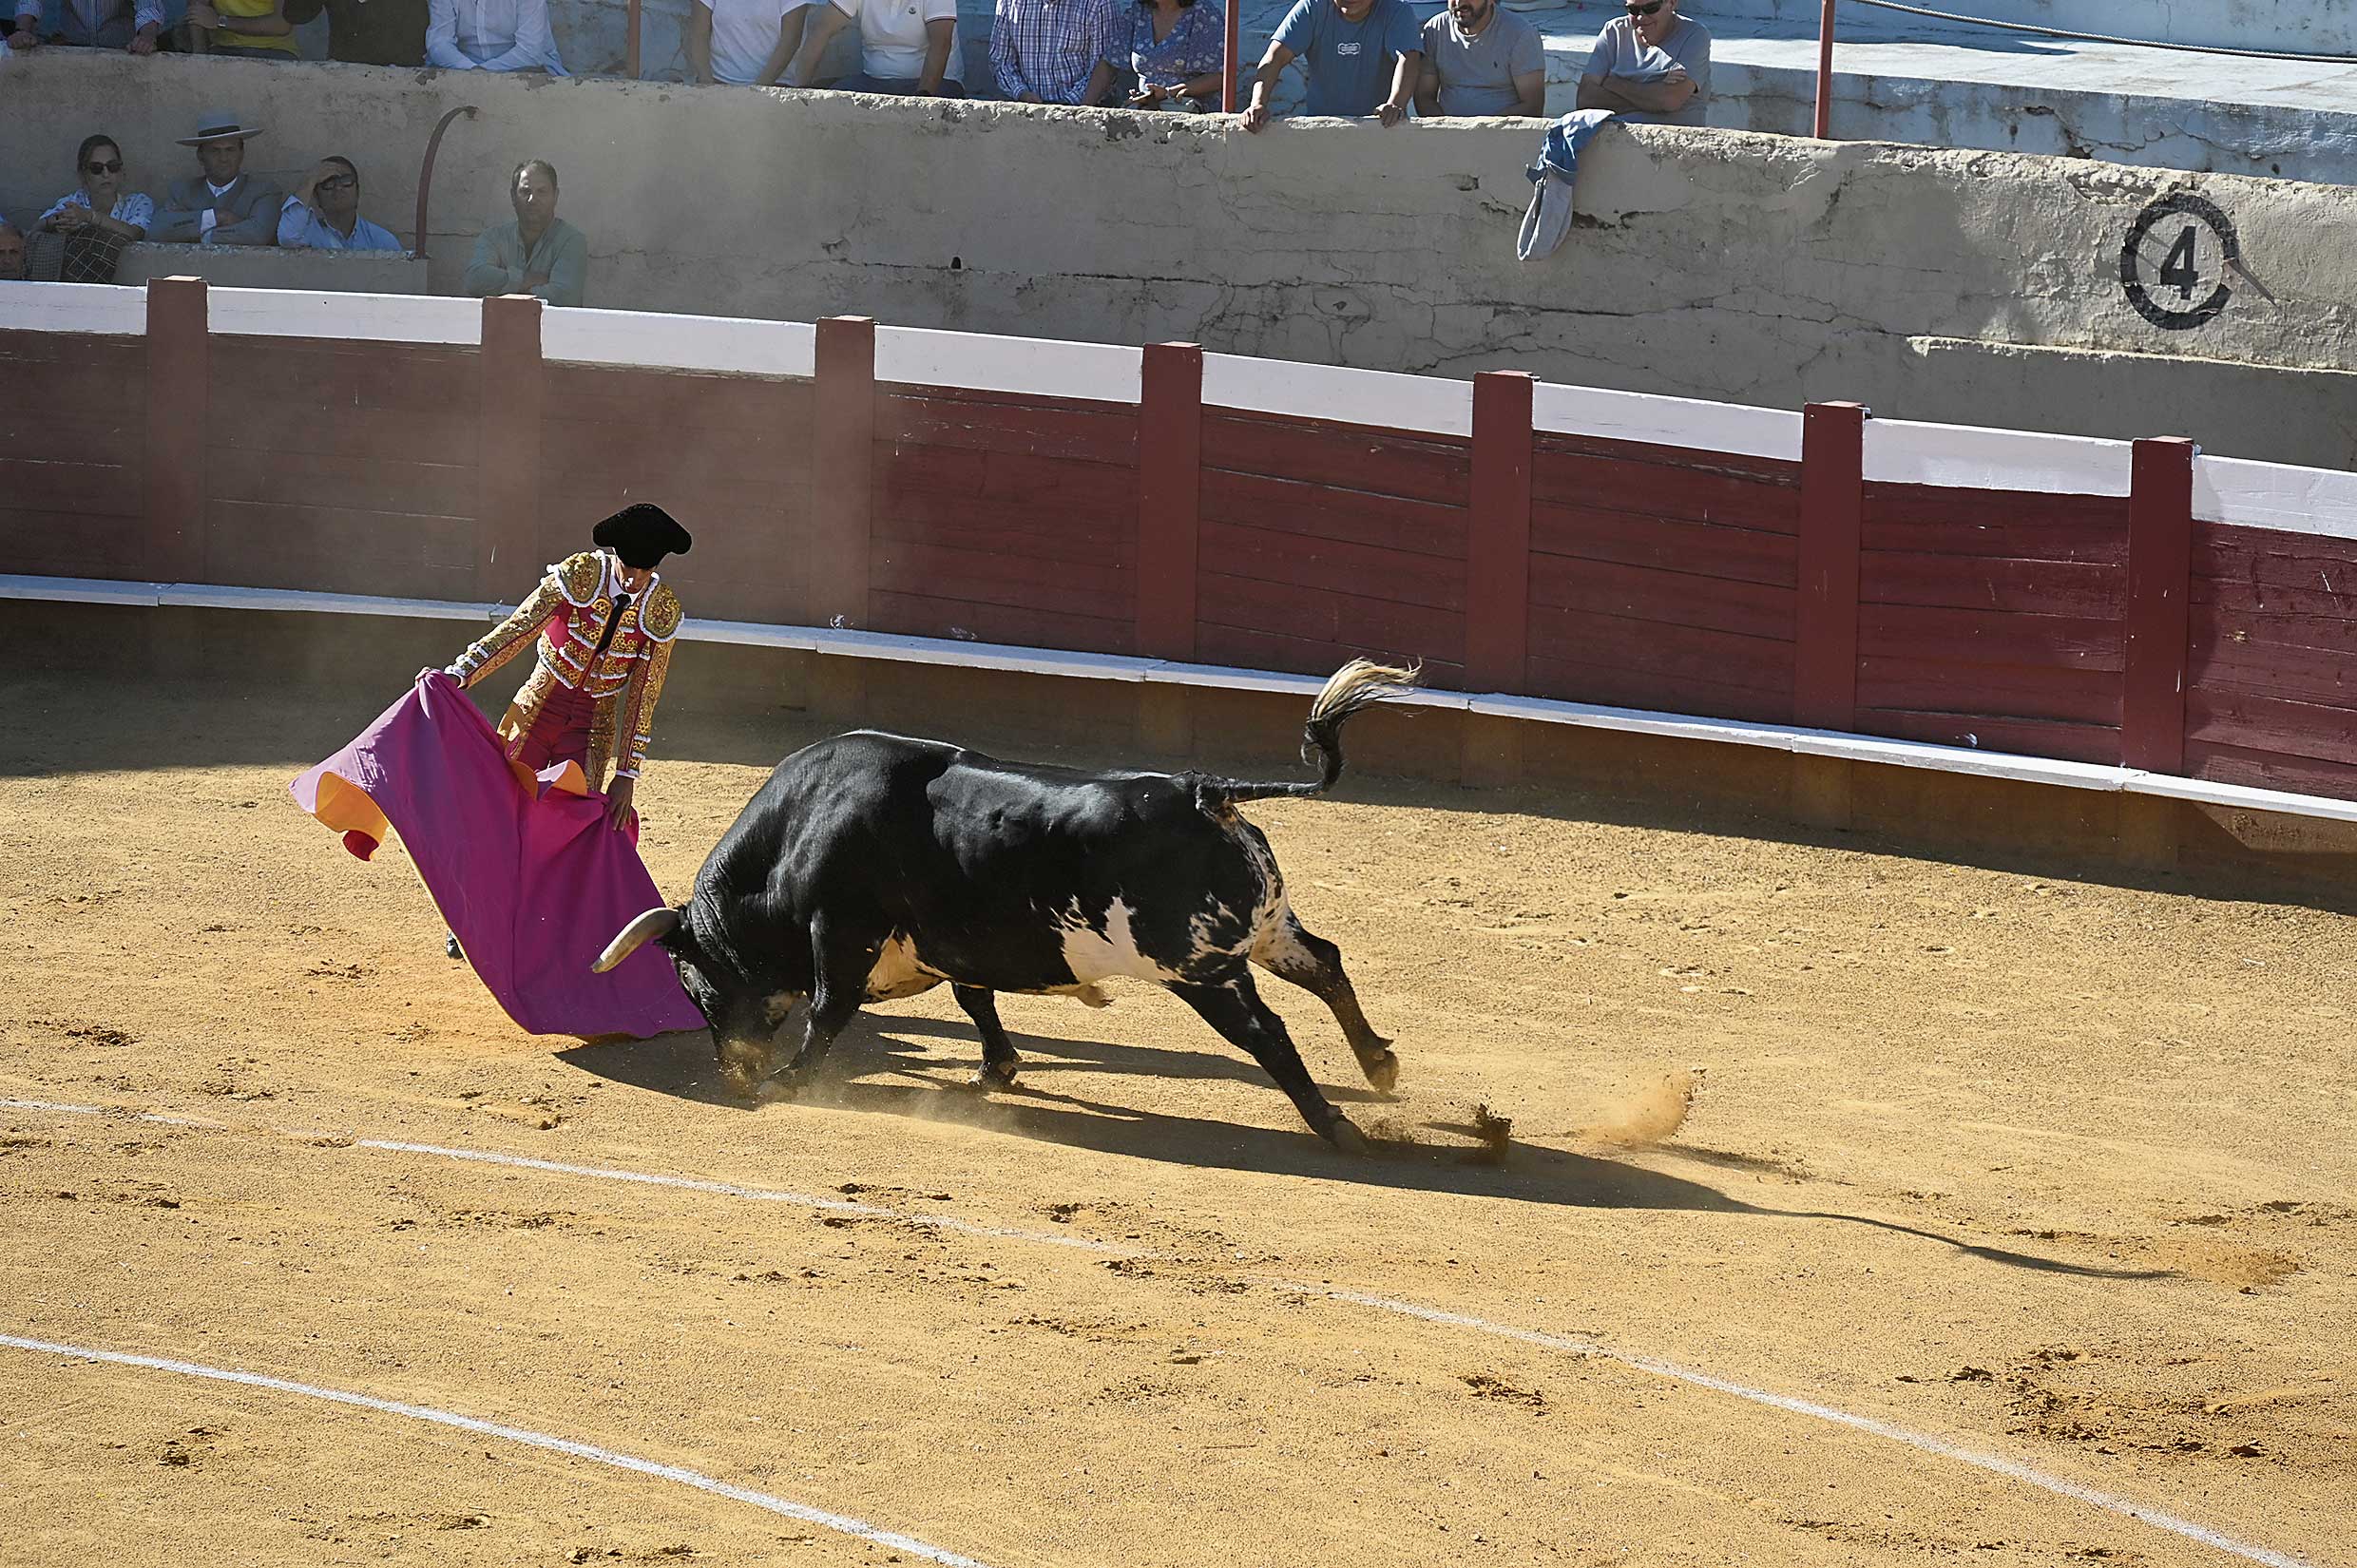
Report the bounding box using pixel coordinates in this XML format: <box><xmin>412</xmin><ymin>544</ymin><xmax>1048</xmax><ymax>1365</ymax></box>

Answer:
<box><xmin>604</xmin><ymin>775</ymin><xmax>637</xmax><ymax>832</ymax></box>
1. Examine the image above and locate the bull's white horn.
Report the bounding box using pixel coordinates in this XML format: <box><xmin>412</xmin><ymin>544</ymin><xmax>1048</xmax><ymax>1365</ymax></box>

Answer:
<box><xmin>593</xmin><ymin>907</ymin><xmax>680</xmax><ymax>973</ymax></box>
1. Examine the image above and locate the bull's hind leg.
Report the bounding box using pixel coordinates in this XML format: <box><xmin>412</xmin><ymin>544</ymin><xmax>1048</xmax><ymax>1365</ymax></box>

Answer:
<box><xmin>1169</xmin><ymin>974</ymin><xmax>1368</xmax><ymax>1151</ymax></box>
<box><xmin>1252</xmin><ymin>911</ymin><xmax>1399</xmax><ymax>1094</ymax></box>
<box><xmin>954</xmin><ymin>985</ymin><xmax>1024</xmax><ymax>1089</ymax></box>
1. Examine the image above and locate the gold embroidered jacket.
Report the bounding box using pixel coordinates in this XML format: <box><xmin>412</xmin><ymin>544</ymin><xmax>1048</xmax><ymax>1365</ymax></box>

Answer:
<box><xmin>450</xmin><ymin>549</ymin><xmax>685</xmax><ymax>792</ymax></box>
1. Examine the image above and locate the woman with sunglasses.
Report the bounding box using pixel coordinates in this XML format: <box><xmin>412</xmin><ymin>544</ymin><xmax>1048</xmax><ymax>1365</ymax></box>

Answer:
<box><xmin>36</xmin><ymin>135</ymin><xmax>154</xmax><ymax>247</ymax></box>
<box><xmin>1575</xmin><ymin>0</ymin><xmax>1710</xmax><ymax>126</ymax></box>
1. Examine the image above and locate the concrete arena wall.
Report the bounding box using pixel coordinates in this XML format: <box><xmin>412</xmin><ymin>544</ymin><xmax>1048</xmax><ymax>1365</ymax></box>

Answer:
<box><xmin>4</xmin><ymin>51</ymin><xmax>2354</xmax><ymax>470</ymax></box>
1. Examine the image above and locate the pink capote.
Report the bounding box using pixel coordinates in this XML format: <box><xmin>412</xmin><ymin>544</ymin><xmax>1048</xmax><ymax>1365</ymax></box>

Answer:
<box><xmin>289</xmin><ymin>671</ymin><xmax>707</xmax><ymax>1040</ymax></box>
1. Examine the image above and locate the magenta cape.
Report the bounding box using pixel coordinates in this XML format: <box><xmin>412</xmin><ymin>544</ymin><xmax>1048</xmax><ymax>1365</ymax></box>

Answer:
<box><xmin>289</xmin><ymin>672</ymin><xmax>707</xmax><ymax>1040</ymax></box>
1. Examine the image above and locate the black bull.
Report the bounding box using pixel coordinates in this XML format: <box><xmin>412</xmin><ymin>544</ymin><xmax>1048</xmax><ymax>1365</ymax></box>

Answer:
<box><xmin>594</xmin><ymin>660</ymin><xmax>1417</xmax><ymax>1148</ymax></box>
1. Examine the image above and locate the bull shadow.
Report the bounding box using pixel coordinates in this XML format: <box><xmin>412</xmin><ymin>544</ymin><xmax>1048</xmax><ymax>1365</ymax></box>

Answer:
<box><xmin>557</xmin><ymin>1020</ymin><xmax>2169</xmax><ymax>1284</ymax></box>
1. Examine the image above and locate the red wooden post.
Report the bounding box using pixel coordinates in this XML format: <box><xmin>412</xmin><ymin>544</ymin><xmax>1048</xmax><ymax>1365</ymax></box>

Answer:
<box><xmin>1793</xmin><ymin>400</ymin><xmax>1867</xmax><ymax>732</ymax></box>
<box><xmin>1137</xmin><ymin>343</ymin><xmax>1203</xmax><ymax>661</ymax></box>
<box><xmin>144</xmin><ymin>276</ymin><xmax>209</xmax><ymax>583</ymax></box>
<box><xmin>2122</xmin><ymin>436</ymin><xmax>2197</xmax><ymax>774</ymax></box>
<box><xmin>477</xmin><ymin>294</ymin><xmax>546</xmax><ymax>595</ymax></box>
<box><xmin>1465</xmin><ymin>371</ymin><xmax>1535</xmax><ymax>694</ymax></box>
<box><xmin>806</xmin><ymin>316</ymin><xmax>876</xmax><ymax>629</ymax></box>
<box><xmin>1813</xmin><ymin>0</ymin><xmax>1836</xmax><ymax>139</ymax></box>
<box><xmin>1223</xmin><ymin>3</ymin><xmax>1240</xmax><ymax>112</ymax></box>
<box><xmin>625</xmin><ymin>0</ymin><xmax>642</xmax><ymax>76</ymax></box>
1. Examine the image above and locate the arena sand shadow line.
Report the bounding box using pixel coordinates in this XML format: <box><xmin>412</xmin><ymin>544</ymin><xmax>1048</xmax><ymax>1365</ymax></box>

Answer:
<box><xmin>553</xmin><ymin>1033</ymin><xmax>2176</xmax><ymax>1282</ymax></box>
<box><xmin>0</xmin><ymin>1093</ymin><xmax>2310</xmax><ymax>1568</ymax></box>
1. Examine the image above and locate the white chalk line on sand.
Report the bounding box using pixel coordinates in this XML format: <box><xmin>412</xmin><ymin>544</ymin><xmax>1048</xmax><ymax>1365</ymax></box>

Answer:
<box><xmin>0</xmin><ymin>1096</ymin><xmax>2315</xmax><ymax>1568</ymax></box>
<box><xmin>0</xmin><ymin>1333</ymin><xmax>995</xmax><ymax>1568</ymax></box>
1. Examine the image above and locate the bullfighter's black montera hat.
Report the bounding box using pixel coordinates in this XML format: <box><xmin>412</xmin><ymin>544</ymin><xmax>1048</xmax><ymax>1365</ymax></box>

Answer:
<box><xmin>593</xmin><ymin>503</ymin><xmax>694</xmax><ymax>569</ymax></box>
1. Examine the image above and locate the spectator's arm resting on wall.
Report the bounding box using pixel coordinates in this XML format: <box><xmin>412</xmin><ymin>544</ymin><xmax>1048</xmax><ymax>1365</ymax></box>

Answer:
<box><xmin>464</xmin><ymin>227</ymin><xmax>521</xmax><ymax>296</ymax></box>
<box><xmin>782</xmin><ymin>0</ymin><xmax>847</xmax><ymax>85</ymax></box>
<box><xmin>686</xmin><ymin>0</ymin><xmax>714</xmax><ymax>80</ymax></box>
<box><xmin>150</xmin><ymin>185</ymin><xmax>206</xmax><ymax>244</ymax></box>
<box><xmin>480</xmin><ymin>0</ymin><xmax>557</xmax><ymax>70</ymax></box>
<box><xmin>8</xmin><ymin>6</ymin><xmax>39</xmax><ymax>48</ymax></box>
<box><xmin>756</xmin><ymin>0</ymin><xmax>813</xmax><ymax>84</ymax></box>
<box><xmin>1239</xmin><ymin>39</ymin><xmax>1293</xmax><ymax>130</ymax></box>
<box><xmin>1411</xmin><ymin>48</ymin><xmax>1440</xmax><ymax>117</ymax></box>
<box><xmin>208</xmin><ymin>177</ymin><xmax>284</xmax><ymax>245</ymax></box>
<box><xmin>1079</xmin><ymin>0</ymin><xmax>1117</xmax><ymax>104</ymax></box>
<box><xmin>127</xmin><ymin>0</ymin><xmax>165</xmax><ymax>51</ymax></box>
<box><xmin>535</xmin><ymin>225</ymin><xmax>587</xmax><ymax>307</ymax></box>
<box><xmin>1512</xmin><ymin>65</ymin><xmax>1544</xmax><ymax>116</ymax></box>
<box><xmin>917</xmin><ymin>13</ymin><xmax>954</xmax><ymax>94</ymax></box>
<box><xmin>425</xmin><ymin>0</ymin><xmax>478</xmax><ymax>67</ymax></box>
<box><xmin>1378</xmin><ymin>46</ymin><xmax>1419</xmax><ymax>125</ymax></box>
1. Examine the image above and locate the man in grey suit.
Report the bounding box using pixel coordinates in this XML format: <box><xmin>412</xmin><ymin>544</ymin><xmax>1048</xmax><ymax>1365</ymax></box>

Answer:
<box><xmin>152</xmin><ymin>112</ymin><xmax>283</xmax><ymax>247</ymax></box>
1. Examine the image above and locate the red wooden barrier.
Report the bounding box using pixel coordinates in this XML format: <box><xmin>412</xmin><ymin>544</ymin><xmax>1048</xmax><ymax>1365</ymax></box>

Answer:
<box><xmin>1137</xmin><ymin>343</ymin><xmax>1204</xmax><ymax>661</ymax></box>
<box><xmin>1793</xmin><ymin>400</ymin><xmax>1866</xmax><ymax>732</ymax></box>
<box><xmin>2122</xmin><ymin>436</ymin><xmax>2196</xmax><ymax>773</ymax></box>
<box><xmin>807</xmin><ymin>316</ymin><xmax>876</xmax><ymax>628</ymax></box>
<box><xmin>145</xmin><ymin>277</ymin><xmax>208</xmax><ymax>583</ymax></box>
<box><xmin>1465</xmin><ymin>371</ymin><xmax>1533</xmax><ymax>694</ymax></box>
<box><xmin>477</xmin><ymin>294</ymin><xmax>544</xmax><ymax>593</ymax></box>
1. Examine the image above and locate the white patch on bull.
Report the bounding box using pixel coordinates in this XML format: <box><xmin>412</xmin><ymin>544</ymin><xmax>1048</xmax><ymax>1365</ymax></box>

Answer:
<box><xmin>1056</xmin><ymin>897</ymin><xmax>1192</xmax><ymax>985</ymax></box>
<box><xmin>864</xmin><ymin>934</ymin><xmax>949</xmax><ymax>1004</ymax></box>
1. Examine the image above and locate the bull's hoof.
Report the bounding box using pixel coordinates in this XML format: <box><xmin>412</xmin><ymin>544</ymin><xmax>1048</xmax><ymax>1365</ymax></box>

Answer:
<box><xmin>1359</xmin><ymin>1046</ymin><xmax>1401</xmax><ymax>1095</ymax></box>
<box><xmin>1326</xmin><ymin>1117</ymin><xmax>1372</xmax><ymax>1155</ymax></box>
<box><xmin>444</xmin><ymin>931</ymin><xmax>463</xmax><ymax>962</ymax></box>
<box><xmin>973</xmin><ymin>1060</ymin><xmax>1021</xmax><ymax>1091</ymax></box>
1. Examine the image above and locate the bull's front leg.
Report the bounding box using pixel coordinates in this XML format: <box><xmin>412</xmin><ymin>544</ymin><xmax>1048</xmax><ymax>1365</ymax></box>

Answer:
<box><xmin>757</xmin><ymin>916</ymin><xmax>878</xmax><ymax>1100</ymax></box>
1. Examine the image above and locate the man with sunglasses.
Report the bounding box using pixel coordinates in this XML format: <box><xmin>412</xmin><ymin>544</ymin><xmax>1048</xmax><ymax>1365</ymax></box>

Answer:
<box><xmin>278</xmin><ymin>157</ymin><xmax>404</xmax><ymax>251</ymax></box>
<box><xmin>1577</xmin><ymin>0</ymin><xmax>1709</xmax><ymax>126</ymax></box>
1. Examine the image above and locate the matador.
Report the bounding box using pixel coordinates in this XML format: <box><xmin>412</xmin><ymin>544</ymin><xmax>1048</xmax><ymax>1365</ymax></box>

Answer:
<box><xmin>444</xmin><ymin>502</ymin><xmax>695</xmax><ymax>834</ymax></box>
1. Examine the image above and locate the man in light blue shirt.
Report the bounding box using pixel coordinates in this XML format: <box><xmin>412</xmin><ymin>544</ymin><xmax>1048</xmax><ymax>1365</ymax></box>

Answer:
<box><xmin>277</xmin><ymin>158</ymin><xmax>404</xmax><ymax>252</ymax></box>
<box><xmin>1241</xmin><ymin>0</ymin><xmax>1421</xmax><ymax>129</ymax></box>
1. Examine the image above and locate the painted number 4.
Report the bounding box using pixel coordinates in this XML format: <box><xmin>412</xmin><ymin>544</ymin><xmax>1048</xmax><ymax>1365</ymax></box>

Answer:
<box><xmin>2158</xmin><ymin>225</ymin><xmax>2199</xmax><ymax>296</ymax></box>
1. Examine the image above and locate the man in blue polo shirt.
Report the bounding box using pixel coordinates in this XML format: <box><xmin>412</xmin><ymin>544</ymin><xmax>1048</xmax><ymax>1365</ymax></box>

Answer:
<box><xmin>1240</xmin><ymin>0</ymin><xmax>1421</xmax><ymax>129</ymax></box>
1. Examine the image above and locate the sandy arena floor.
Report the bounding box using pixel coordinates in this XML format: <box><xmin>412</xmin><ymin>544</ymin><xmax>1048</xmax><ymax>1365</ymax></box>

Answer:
<box><xmin>1</xmin><ymin>669</ymin><xmax>2350</xmax><ymax>1568</ymax></box>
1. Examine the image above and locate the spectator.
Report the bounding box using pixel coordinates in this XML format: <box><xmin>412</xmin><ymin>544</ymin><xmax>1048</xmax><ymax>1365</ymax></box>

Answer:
<box><xmin>1241</xmin><ymin>0</ymin><xmax>1420</xmax><ymax>131</ymax></box>
<box><xmin>37</xmin><ymin>135</ymin><xmax>153</xmax><ymax>284</ymax></box>
<box><xmin>1576</xmin><ymin>0</ymin><xmax>1708</xmax><ymax>125</ymax></box>
<box><xmin>153</xmin><ymin>115</ymin><xmax>285</xmax><ymax>247</ymax></box>
<box><xmin>989</xmin><ymin>0</ymin><xmax>1117</xmax><ymax>105</ymax></box>
<box><xmin>688</xmin><ymin>0</ymin><xmax>810</xmax><ymax>86</ymax></box>
<box><xmin>280</xmin><ymin>0</ymin><xmax>427</xmax><ymax>64</ymax></box>
<box><xmin>426</xmin><ymin>0</ymin><xmax>565</xmax><ymax>71</ymax></box>
<box><xmin>7</xmin><ymin>0</ymin><xmax>165</xmax><ymax>54</ymax></box>
<box><xmin>465</xmin><ymin>159</ymin><xmax>586</xmax><ymax>308</ymax></box>
<box><xmin>0</xmin><ymin>222</ymin><xmax>27</xmax><ymax>280</ymax></box>
<box><xmin>1116</xmin><ymin>0</ymin><xmax>1221</xmax><ymax>112</ymax></box>
<box><xmin>278</xmin><ymin>158</ymin><xmax>404</xmax><ymax>251</ymax></box>
<box><xmin>1414</xmin><ymin>0</ymin><xmax>1542</xmax><ymax>119</ymax></box>
<box><xmin>184</xmin><ymin>0</ymin><xmax>298</xmax><ymax>55</ymax></box>
<box><xmin>788</xmin><ymin>0</ymin><xmax>960</xmax><ymax>95</ymax></box>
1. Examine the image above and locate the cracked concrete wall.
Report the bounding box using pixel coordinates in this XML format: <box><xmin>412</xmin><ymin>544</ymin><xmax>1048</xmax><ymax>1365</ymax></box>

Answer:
<box><xmin>6</xmin><ymin>50</ymin><xmax>2353</xmax><ymax>467</ymax></box>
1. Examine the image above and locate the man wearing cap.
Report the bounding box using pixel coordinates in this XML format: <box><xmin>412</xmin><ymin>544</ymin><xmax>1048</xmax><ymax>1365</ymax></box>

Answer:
<box><xmin>441</xmin><ymin>504</ymin><xmax>694</xmax><ymax>834</ymax></box>
<box><xmin>153</xmin><ymin>115</ymin><xmax>286</xmax><ymax>247</ymax></box>
<box><xmin>1577</xmin><ymin>0</ymin><xmax>1709</xmax><ymax>125</ymax></box>
<box><xmin>6</xmin><ymin>0</ymin><xmax>165</xmax><ymax>53</ymax></box>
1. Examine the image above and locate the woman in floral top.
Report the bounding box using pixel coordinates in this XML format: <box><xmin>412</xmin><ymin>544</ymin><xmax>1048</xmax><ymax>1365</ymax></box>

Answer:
<box><xmin>39</xmin><ymin>135</ymin><xmax>154</xmax><ymax>243</ymax></box>
<box><xmin>1116</xmin><ymin>0</ymin><xmax>1224</xmax><ymax>110</ymax></box>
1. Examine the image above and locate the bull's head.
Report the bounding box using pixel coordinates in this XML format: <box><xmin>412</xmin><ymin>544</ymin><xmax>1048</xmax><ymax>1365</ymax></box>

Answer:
<box><xmin>595</xmin><ymin>905</ymin><xmax>776</xmax><ymax>1097</ymax></box>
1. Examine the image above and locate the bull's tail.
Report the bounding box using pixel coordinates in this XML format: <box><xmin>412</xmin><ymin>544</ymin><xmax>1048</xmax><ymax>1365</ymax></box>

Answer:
<box><xmin>1198</xmin><ymin>659</ymin><xmax>1420</xmax><ymax>807</ymax></box>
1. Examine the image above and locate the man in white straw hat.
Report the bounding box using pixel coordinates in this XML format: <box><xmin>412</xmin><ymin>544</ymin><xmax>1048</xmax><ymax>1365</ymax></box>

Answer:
<box><xmin>153</xmin><ymin>114</ymin><xmax>286</xmax><ymax>247</ymax></box>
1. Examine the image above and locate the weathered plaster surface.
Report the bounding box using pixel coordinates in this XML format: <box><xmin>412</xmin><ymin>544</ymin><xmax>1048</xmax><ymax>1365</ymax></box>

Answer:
<box><xmin>5</xmin><ymin>52</ymin><xmax>2351</xmax><ymax>465</ymax></box>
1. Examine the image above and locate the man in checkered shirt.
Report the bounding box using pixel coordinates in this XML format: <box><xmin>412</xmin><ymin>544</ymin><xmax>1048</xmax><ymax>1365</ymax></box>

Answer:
<box><xmin>989</xmin><ymin>0</ymin><xmax>1118</xmax><ymax>103</ymax></box>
